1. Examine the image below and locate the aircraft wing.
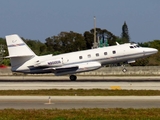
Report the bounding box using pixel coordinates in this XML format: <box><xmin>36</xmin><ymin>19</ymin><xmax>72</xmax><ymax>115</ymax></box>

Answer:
<box><xmin>53</xmin><ymin>66</ymin><xmax>79</xmax><ymax>74</ymax></box>
<box><xmin>44</xmin><ymin>61</ymin><xmax>101</xmax><ymax>75</ymax></box>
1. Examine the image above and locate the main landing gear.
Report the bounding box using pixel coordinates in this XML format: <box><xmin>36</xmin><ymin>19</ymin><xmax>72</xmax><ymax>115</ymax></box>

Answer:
<box><xmin>70</xmin><ymin>75</ymin><xmax>77</xmax><ymax>81</ymax></box>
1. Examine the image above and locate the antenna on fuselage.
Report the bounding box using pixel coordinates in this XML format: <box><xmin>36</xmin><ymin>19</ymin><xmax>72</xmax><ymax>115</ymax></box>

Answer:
<box><xmin>116</xmin><ymin>42</ymin><xmax>120</xmax><ymax>45</ymax></box>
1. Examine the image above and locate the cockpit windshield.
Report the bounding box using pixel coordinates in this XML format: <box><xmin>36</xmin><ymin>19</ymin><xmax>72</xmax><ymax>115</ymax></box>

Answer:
<box><xmin>129</xmin><ymin>43</ymin><xmax>140</xmax><ymax>49</ymax></box>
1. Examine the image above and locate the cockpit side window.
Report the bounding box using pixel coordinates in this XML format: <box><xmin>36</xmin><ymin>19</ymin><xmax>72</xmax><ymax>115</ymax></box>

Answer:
<box><xmin>130</xmin><ymin>46</ymin><xmax>134</xmax><ymax>48</ymax></box>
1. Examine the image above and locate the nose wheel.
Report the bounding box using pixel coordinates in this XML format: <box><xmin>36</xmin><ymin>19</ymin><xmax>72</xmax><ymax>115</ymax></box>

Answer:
<box><xmin>70</xmin><ymin>75</ymin><xmax>77</xmax><ymax>81</ymax></box>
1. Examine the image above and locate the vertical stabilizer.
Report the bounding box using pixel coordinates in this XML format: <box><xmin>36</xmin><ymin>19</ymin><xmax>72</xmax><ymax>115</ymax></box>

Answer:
<box><xmin>5</xmin><ymin>34</ymin><xmax>36</xmax><ymax>57</ymax></box>
<box><xmin>5</xmin><ymin>34</ymin><xmax>36</xmax><ymax>71</ymax></box>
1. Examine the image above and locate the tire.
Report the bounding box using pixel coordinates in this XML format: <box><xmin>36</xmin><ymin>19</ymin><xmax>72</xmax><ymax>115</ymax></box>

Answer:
<box><xmin>70</xmin><ymin>75</ymin><xmax>77</xmax><ymax>81</ymax></box>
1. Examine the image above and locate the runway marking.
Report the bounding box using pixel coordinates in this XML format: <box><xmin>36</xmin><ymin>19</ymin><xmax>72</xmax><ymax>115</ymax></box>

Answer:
<box><xmin>110</xmin><ymin>86</ymin><xmax>121</xmax><ymax>90</ymax></box>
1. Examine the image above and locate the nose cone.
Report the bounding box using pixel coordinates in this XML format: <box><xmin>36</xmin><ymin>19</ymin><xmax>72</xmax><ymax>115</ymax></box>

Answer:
<box><xmin>144</xmin><ymin>48</ymin><xmax>158</xmax><ymax>56</ymax></box>
<box><xmin>153</xmin><ymin>48</ymin><xmax>158</xmax><ymax>53</ymax></box>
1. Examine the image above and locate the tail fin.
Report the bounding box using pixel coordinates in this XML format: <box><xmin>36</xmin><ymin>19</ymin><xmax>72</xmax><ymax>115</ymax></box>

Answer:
<box><xmin>5</xmin><ymin>34</ymin><xmax>36</xmax><ymax>72</ymax></box>
<box><xmin>5</xmin><ymin>34</ymin><xmax>36</xmax><ymax>58</ymax></box>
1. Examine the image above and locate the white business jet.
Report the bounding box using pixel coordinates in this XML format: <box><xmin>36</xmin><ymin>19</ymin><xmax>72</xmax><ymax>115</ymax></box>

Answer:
<box><xmin>5</xmin><ymin>34</ymin><xmax>158</xmax><ymax>81</ymax></box>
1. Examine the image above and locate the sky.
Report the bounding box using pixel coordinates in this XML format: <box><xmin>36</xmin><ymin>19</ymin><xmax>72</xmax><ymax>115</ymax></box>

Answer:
<box><xmin>0</xmin><ymin>0</ymin><xmax>159</xmax><ymax>43</ymax></box>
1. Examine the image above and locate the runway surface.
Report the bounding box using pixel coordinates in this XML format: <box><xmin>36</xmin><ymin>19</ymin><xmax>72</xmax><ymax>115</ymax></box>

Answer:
<box><xmin>0</xmin><ymin>96</ymin><xmax>160</xmax><ymax>109</ymax></box>
<box><xmin>0</xmin><ymin>76</ymin><xmax>160</xmax><ymax>81</ymax></box>
<box><xmin>1</xmin><ymin>81</ymin><xmax>160</xmax><ymax>90</ymax></box>
<box><xmin>0</xmin><ymin>76</ymin><xmax>160</xmax><ymax>90</ymax></box>
<box><xmin>0</xmin><ymin>76</ymin><xmax>160</xmax><ymax>109</ymax></box>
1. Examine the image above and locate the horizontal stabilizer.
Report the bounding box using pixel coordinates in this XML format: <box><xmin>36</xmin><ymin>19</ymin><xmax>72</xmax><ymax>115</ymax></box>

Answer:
<box><xmin>5</xmin><ymin>55</ymin><xmax>35</xmax><ymax>58</ymax></box>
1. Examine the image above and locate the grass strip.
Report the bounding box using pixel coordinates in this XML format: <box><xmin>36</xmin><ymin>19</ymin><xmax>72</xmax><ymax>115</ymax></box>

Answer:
<box><xmin>0</xmin><ymin>89</ymin><xmax>160</xmax><ymax>96</ymax></box>
<box><xmin>0</xmin><ymin>108</ymin><xmax>160</xmax><ymax>120</ymax></box>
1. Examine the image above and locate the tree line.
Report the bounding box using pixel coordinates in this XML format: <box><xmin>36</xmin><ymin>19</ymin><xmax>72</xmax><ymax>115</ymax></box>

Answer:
<box><xmin>0</xmin><ymin>22</ymin><xmax>159</xmax><ymax>66</ymax></box>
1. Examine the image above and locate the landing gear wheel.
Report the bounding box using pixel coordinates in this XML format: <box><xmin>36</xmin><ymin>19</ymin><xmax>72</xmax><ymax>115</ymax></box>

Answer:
<box><xmin>70</xmin><ymin>75</ymin><xmax>77</xmax><ymax>81</ymax></box>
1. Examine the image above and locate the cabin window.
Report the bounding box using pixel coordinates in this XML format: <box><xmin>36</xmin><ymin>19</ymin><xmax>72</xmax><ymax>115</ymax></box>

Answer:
<box><xmin>104</xmin><ymin>52</ymin><xmax>107</xmax><ymax>55</ymax></box>
<box><xmin>112</xmin><ymin>51</ymin><xmax>116</xmax><ymax>54</ymax></box>
<box><xmin>88</xmin><ymin>54</ymin><xmax>91</xmax><ymax>58</ymax></box>
<box><xmin>130</xmin><ymin>46</ymin><xmax>134</xmax><ymax>48</ymax></box>
<box><xmin>96</xmin><ymin>53</ymin><xmax>99</xmax><ymax>57</ymax></box>
<box><xmin>79</xmin><ymin>56</ymin><xmax>83</xmax><ymax>59</ymax></box>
